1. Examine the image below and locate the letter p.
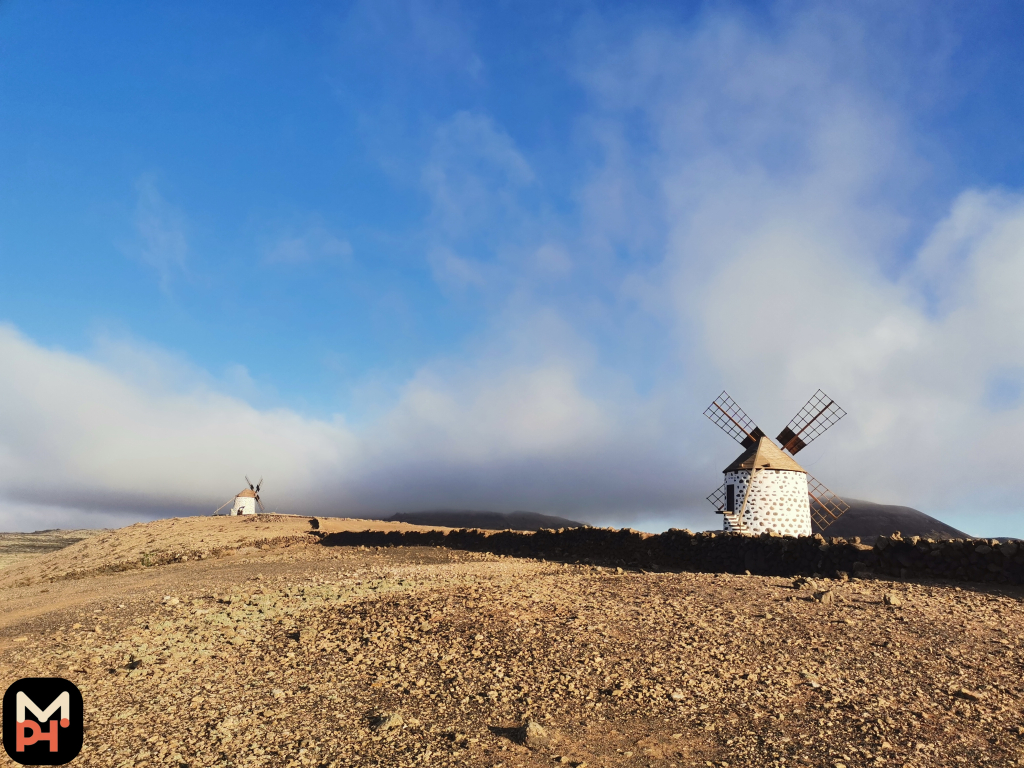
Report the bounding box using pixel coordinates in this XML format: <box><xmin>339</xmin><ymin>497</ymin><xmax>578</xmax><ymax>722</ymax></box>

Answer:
<box><xmin>16</xmin><ymin>719</ymin><xmax>60</xmax><ymax>752</ymax></box>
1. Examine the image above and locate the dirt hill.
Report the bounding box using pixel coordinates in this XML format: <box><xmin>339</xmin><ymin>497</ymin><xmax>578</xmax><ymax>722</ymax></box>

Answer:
<box><xmin>0</xmin><ymin>528</ymin><xmax>101</xmax><ymax>569</ymax></box>
<box><xmin>1</xmin><ymin>515</ymin><xmax>1022</xmax><ymax>767</ymax></box>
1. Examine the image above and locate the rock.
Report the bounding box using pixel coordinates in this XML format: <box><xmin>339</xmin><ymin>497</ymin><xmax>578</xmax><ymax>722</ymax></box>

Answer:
<box><xmin>162</xmin><ymin>596</ymin><xmax>179</xmax><ymax>605</ymax></box>
<box><xmin>955</xmin><ymin>688</ymin><xmax>985</xmax><ymax>702</ymax></box>
<box><xmin>883</xmin><ymin>593</ymin><xmax>903</xmax><ymax>607</ymax></box>
<box><xmin>793</xmin><ymin>577</ymin><xmax>813</xmax><ymax>590</ymax></box>
<box><xmin>308</xmin><ymin>518</ymin><xmax>320</xmax><ymax>530</ymax></box>
<box><xmin>519</xmin><ymin>719</ymin><xmax>551</xmax><ymax>747</ymax></box>
<box><xmin>669</xmin><ymin>690</ymin><xmax>685</xmax><ymax>701</ymax></box>
<box><xmin>372</xmin><ymin>712</ymin><xmax>404</xmax><ymax>731</ymax></box>
<box><xmin>814</xmin><ymin>590</ymin><xmax>836</xmax><ymax>605</ymax></box>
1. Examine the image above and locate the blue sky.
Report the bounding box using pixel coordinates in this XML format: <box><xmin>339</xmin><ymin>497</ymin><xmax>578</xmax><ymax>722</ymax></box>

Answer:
<box><xmin>3</xmin><ymin>1</ymin><xmax>1024</xmax><ymax>535</ymax></box>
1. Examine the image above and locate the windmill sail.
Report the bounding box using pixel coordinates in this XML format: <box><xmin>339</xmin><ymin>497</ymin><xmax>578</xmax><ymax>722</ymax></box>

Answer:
<box><xmin>807</xmin><ymin>474</ymin><xmax>850</xmax><ymax>531</ymax></box>
<box><xmin>703</xmin><ymin>392</ymin><xmax>766</xmax><ymax>448</ymax></box>
<box><xmin>706</xmin><ymin>484</ymin><xmax>727</xmax><ymax>512</ymax></box>
<box><xmin>777</xmin><ymin>390</ymin><xmax>846</xmax><ymax>455</ymax></box>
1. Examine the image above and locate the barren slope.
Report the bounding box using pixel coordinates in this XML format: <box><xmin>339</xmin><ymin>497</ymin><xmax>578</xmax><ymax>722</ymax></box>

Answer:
<box><xmin>0</xmin><ymin>515</ymin><xmax>449</xmax><ymax>588</ymax></box>
<box><xmin>0</xmin><ymin>528</ymin><xmax>101</xmax><ymax>569</ymax></box>
<box><xmin>1</xmin><ymin>518</ymin><xmax>1023</xmax><ymax>768</ymax></box>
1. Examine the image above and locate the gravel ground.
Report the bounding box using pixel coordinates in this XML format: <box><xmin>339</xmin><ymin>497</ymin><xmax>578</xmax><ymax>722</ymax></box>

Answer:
<box><xmin>2</xmin><ymin>529</ymin><xmax>1024</xmax><ymax>767</ymax></box>
<box><xmin>0</xmin><ymin>528</ymin><xmax>100</xmax><ymax>569</ymax></box>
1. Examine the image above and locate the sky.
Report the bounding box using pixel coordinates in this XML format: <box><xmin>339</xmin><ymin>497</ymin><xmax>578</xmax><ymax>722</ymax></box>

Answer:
<box><xmin>3</xmin><ymin>1</ymin><xmax>1024</xmax><ymax>535</ymax></box>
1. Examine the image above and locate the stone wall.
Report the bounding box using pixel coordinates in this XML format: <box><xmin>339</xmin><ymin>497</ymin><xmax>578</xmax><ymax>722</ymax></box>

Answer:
<box><xmin>316</xmin><ymin>525</ymin><xmax>1023</xmax><ymax>585</ymax></box>
<box><xmin>724</xmin><ymin>468</ymin><xmax>811</xmax><ymax>536</ymax></box>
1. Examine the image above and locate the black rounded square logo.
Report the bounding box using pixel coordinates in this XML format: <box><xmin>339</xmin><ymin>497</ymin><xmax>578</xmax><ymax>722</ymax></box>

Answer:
<box><xmin>3</xmin><ymin>678</ymin><xmax>83</xmax><ymax>765</ymax></box>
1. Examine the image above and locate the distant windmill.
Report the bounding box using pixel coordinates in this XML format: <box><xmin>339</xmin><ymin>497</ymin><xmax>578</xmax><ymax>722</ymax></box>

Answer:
<box><xmin>703</xmin><ymin>390</ymin><xmax>849</xmax><ymax>536</ymax></box>
<box><xmin>212</xmin><ymin>476</ymin><xmax>265</xmax><ymax>516</ymax></box>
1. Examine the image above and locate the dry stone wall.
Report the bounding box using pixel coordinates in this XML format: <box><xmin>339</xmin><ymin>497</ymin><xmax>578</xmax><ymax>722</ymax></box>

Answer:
<box><xmin>316</xmin><ymin>526</ymin><xmax>1024</xmax><ymax>586</ymax></box>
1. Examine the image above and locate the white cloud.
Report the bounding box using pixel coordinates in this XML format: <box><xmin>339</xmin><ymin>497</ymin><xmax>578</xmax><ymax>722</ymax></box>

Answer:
<box><xmin>533</xmin><ymin>244</ymin><xmax>573</xmax><ymax>277</ymax></box>
<box><xmin>131</xmin><ymin>175</ymin><xmax>189</xmax><ymax>289</ymax></box>
<box><xmin>0</xmin><ymin>323</ymin><xmax>694</xmax><ymax>531</ymax></box>
<box><xmin>265</xmin><ymin>225</ymin><xmax>353</xmax><ymax>265</ymax></box>
<box><xmin>427</xmin><ymin>246</ymin><xmax>486</xmax><ymax>291</ymax></box>
<box><xmin>345</xmin><ymin>0</ymin><xmax>484</xmax><ymax>82</ymax></box>
<box><xmin>422</xmin><ymin>110</ymin><xmax>534</xmax><ymax>238</ymax></box>
<box><xmin>567</xmin><ymin>6</ymin><xmax>1024</xmax><ymax>534</ymax></box>
<box><xmin>7</xmin><ymin>181</ymin><xmax>1024</xmax><ymax>535</ymax></box>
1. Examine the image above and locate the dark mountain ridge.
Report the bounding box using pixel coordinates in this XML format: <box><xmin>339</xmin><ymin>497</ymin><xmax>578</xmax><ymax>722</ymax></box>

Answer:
<box><xmin>372</xmin><ymin>500</ymin><xmax>968</xmax><ymax>543</ymax></box>
<box><xmin>813</xmin><ymin>498</ymin><xmax>967</xmax><ymax>543</ymax></box>
<box><xmin>380</xmin><ymin>509</ymin><xmax>586</xmax><ymax>532</ymax></box>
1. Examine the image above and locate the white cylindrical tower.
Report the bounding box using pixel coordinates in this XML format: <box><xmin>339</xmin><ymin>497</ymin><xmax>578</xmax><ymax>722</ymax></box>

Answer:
<box><xmin>230</xmin><ymin>489</ymin><xmax>258</xmax><ymax>515</ymax></box>
<box><xmin>722</xmin><ymin>437</ymin><xmax>811</xmax><ymax>536</ymax></box>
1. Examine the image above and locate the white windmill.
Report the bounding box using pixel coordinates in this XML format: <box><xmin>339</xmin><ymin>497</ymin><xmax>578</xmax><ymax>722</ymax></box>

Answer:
<box><xmin>213</xmin><ymin>476</ymin><xmax>265</xmax><ymax>516</ymax></box>
<box><xmin>703</xmin><ymin>390</ymin><xmax>849</xmax><ymax>536</ymax></box>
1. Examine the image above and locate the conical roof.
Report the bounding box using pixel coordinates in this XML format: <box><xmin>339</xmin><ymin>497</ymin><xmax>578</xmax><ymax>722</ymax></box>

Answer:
<box><xmin>724</xmin><ymin>436</ymin><xmax>806</xmax><ymax>474</ymax></box>
<box><xmin>237</xmin><ymin>488</ymin><xmax>257</xmax><ymax>498</ymax></box>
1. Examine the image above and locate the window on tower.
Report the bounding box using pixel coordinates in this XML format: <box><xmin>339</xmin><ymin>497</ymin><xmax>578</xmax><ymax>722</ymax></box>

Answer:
<box><xmin>726</xmin><ymin>484</ymin><xmax>735</xmax><ymax>512</ymax></box>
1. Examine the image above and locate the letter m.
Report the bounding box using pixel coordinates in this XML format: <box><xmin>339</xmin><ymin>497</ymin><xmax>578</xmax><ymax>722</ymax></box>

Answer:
<box><xmin>16</xmin><ymin>691</ymin><xmax>70</xmax><ymax>724</ymax></box>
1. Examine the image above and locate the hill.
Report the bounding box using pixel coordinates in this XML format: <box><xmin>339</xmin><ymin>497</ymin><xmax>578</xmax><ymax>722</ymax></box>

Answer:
<box><xmin>381</xmin><ymin>509</ymin><xmax>586</xmax><ymax>531</ymax></box>
<box><xmin>0</xmin><ymin>513</ymin><xmax>1018</xmax><ymax>767</ymax></box>
<box><xmin>814</xmin><ymin>498</ymin><xmax>967</xmax><ymax>542</ymax></box>
<box><xmin>0</xmin><ymin>528</ymin><xmax>101</xmax><ymax>569</ymax></box>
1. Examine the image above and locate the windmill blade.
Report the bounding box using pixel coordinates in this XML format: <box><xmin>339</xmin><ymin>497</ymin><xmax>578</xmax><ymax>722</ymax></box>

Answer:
<box><xmin>256</xmin><ymin>477</ymin><xmax>263</xmax><ymax>493</ymax></box>
<box><xmin>256</xmin><ymin>496</ymin><xmax>265</xmax><ymax>513</ymax></box>
<box><xmin>807</xmin><ymin>474</ymin><xmax>850</xmax><ymax>532</ymax></box>
<box><xmin>703</xmin><ymin>392</ymin><xmax>766</xmax><ymax>448</ymax></box>
<box><xmin>777</xmin><ymin>389</ymin><xmax>846</xmax><ymax>455</ymax></box>
<box><xmin>706</xmin><ymin>484</ymin><xmax>727</xmax><ymax>512</ymax></box>
<box><xmin>245</xmin><ymin>475</ymin><xmax>254</xmax><ymax>491</ymax></box>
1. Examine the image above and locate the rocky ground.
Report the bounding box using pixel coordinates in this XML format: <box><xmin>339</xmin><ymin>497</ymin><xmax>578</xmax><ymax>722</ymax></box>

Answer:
<box><xmin>0</xmin><ymin>528</ymin><xmax>100</xmax><ymax>569</ymax></box>
<box><xmin>2</xmin><ymin>517</ymin><xmax>1024</xmax><ymax>767</ymax></box>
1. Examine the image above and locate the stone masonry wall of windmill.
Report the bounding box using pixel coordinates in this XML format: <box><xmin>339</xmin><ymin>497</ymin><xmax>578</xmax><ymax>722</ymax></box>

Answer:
<box><xmin>230</xmin><ymin>490</ymin><xmax>257</xmax><ymax>516</ymax></box>
<box><xmin>723</xmin><ymin>468</ymin><xmax>811</xmax><ymax>536</ymax></box>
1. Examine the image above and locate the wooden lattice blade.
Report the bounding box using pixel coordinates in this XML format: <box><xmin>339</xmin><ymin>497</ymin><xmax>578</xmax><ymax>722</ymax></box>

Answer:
<box><xmin>703</xmin><ymin>392</ymin><xmax>765</xmax><ymax>447</ymax></box>
<box><xmin>707</xmin><ymin>484</ymin><xmax>726</xmax><ymax>512</ymax></box>
<box><xmin>778</xmin><ymin>389</ymin><xmax>846</xmax><ymax>454</ymax></box>
<box><xmin>807</xmin><ymin>473</ymin><xmax>850</xmax><ymax>531</ymax></box>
